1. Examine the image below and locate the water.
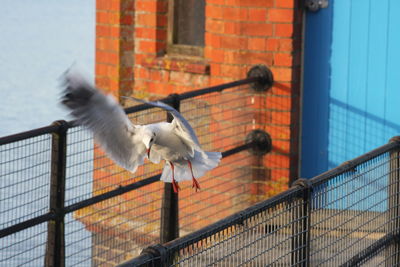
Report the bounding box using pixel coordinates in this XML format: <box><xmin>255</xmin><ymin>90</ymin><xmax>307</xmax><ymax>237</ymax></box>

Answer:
<box><xmin>0</xmin><ymin>0</ymin><xmax>95</xmax><ymax>137</ymax></box>
<box><xmin>0</xmin><ymin>1</ymin><xmax>95</xmax><ymax>266</ymax></box>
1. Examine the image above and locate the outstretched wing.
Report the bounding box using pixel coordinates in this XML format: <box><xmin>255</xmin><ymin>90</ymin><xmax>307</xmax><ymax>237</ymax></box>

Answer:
<box><xmin>60</xmin><ymin>69</ymin><xmax>147</xmax><ymax>173</ymax></box>
<box><xmin>122</xmin><ymin>96</ymin><xmax>203</xmax><ymax>155</ymax></box>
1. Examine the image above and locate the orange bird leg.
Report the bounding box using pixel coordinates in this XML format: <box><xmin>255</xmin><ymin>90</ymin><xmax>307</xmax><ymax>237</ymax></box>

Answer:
<box><xmin>188</xmin><ymin>161</ymin><xmax>200</xmax><ymax>192</ymax></box>
<box><xmin>169</xmin><ymin>162</ymin><xmax>180</xmax><ymax>193</ymax></box>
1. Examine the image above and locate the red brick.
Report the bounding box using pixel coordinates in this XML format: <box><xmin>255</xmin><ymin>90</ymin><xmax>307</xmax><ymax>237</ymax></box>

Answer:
<box><xmin>97</xmin><ymin>0</ymin><xmax>122</xmax><ymax>11</ymax></box>
<box><xmin>136</xmin><ymin>27</ymin><xmax>166</xmax><ymax>40</ymax></box>
<box><xmin>136</xmin><ymin>0</ymin><xmax>158</xmax><ymax>12</ymax></box>
<box><xmin>135</xmin><ymin>0</ymin><xmax>168</xmax><ymax>13</ymax></box>
<box><xmin>96</xmin><ymin>37</ymin><xmax>120</xmax><ymax>51</ymax></box>
<box><xmin>207</xmin><ymin>48</ymin><xmax>225</xmax><ymax>63</ymax></box>
<box><xmin>210</xmin><ymin>63</ymin><xmax>221</xmax><ymax>76</ymax></box>
<box><xmin>278</xmin><ymin>38</ymin><xmax>293</xmax><ymax>51</ymax></box>
<box><xmin>268</xmin><ymin>9</ymin><xmax>294</xmax><ymax>23</ymax></box>
<box><xmin>97</xmin><ymin>11</ymin><xmax>120</xmax><ymax>25</ymax></box>
<box><xmin>120</xmin><ymin>14</ymin><xmax>134</xmax><ymax>25</ymax></box>
<box><xmin>223</xmin><ymin>7</ymin><xmax>248</xmax><ymax>21</ymax></box>
<box><xmin>96</xmin><ymin>50</ymin><xmax>120</xmax><ymax>65</ymax></box>
<box><xmin>96</xmin><ymin>25</ymin><xmax>120</xmax><ymax>38</ymax></box>
<box><xmin>220</xmin><ymin>35</ymin><xmax>247</xmax><ymax>49</ymax></box>
<box><xmin>270</xmin><ymin>169</ymin><xmax>290</xmax><ymax>182</ymax></box>
<box><xmin>275</xmin><ymin>0</ymin><xmax>295</xmax><ymax>8</ymax></box>
<box><xmin>265</xmin><ymin>124</ymin><xmax>290</xmax><ymax>140</ymax></box>
<box><xmin>136</xmin><ymin>13</ymin><xmax>157</xmax><ymax>26</ymax></box>
<box><xmin>205</xmin><ymin>33</ymin><xmax>221</xmax><ymax>47</ymax></box>
<box><xmin>207</xmin><ymin>0</ymin><xmax>225</xmax><ymax>4</ymax></box>
<box><xmin>247</xmin><ymin>51</ymin><xmax>273</xmax><ymax>65</ymax></box>
<box><xmin>206</xmin><ymin>5</ymin><xmax>224</xmax><ymax>19</ymax></box>
<box><xmin>157</xmin><ymin>14</ymin><xmax>168</xmax><ymax>27</ymax></box>
<box><xmin>264</xmin><ymin>153</ymin><xmax>290</xmax><ymax>169</ymax></box>
<box><xmin>271</xmin><ymin>82</ymin><xmax>292</xmax><ymax>96</ymax></box>
<box><xmin>270</xmin><ymin>67</ymin><xmax>292</xmax><ymax>82</ymax></box>
<box><xmin>121</xmin><ymin>0</ymin><xmax>135</xmax><ymax>12</ymax></box>
<box><xmin>231</xmin><ymin>0</ymin><xmax>274</xmax><ymax>8</ymax></box>
<box><xmin>248</xmin><ymin>37</ymin><xmax>266</xmax><ymax>51</ymax></box>
<box><xmin>266</xmin><ymin>38</ymin><xmax>278</xmax><ymax>51</ymax></box>
<box><xmin>274</xmin><ymin>53</ymin><xmax>292</xmax><ymax>67</ymax></box>
<box><xmin>272</xmin><ymin>139</ymin><xmax>291</xmax><ymax>154</ymax></box>
<box><xmin>241</xmin><ymin>23</ymin><xmax>273</xmax><ymax>36</ymax></box>
<box><xmin>271</xmin><ymin>111</ymin><xmax>291</xmax><ymax>125</ymax></box>
<box><xmin>266</xmin><ymin>95</ymin><xmax>292</xmax><ymax>111</ymax></box>
<box><xmin>248</xmin><ymin>8</ymin><xmax>267</xmax><ymax>22</ymax></box>
<box><xmin>97</xmin><ymin>64</ymin><xmax>119</xmax><ymax>79</ymax></box>
<box><xmin>206</xmin><ymin>19</ymin><xmax>225</xmax><ymax>34</ymax></box>
<box><xmin>120</xmin><ymin>40</ymin><xmax>134</xmax><ymax>51</ymax></box>
<box><xmin>220</xmin><ymin>65</ymin><xmax>247</xmax><ymax>78</ymax></box>
<box><xmin>224</xmin><ymin>21</ymin><xmax>240</xmax><ymax>35</ymax></box>
<box><xmin>275</xmin><ymin>24</ymin><xmax>293</xmax><ymax>37</ymax></box>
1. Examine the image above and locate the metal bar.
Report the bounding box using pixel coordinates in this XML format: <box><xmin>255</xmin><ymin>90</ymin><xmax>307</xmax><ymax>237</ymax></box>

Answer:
<box><xmin>291</xmin><ymin>179</ymin><xmax>311</xmax><ymax>267</ymax></box>
<box><xmin>341</xmin><ymin>233</ymin><xmax>399</xmax><ymax>267</ymax></box>
<box><xmin>179</xmin><ymin>76</ymin><xmax>259</xmax><ymax>100</ymax></box>
<box><xmin>0</xmin><ymin>124</ymin><xmax>60</xmax><ymax>145</ymax></box>
<box><xmin>386</xmin><ymin>137</ymin><xmax>400</xmax><ymax>266</ymax></box>
<box><xmin>160</xmin><ymin>94</ymin><xmax>180</xmax><ymax>244</ymax></box>
<box><xmin>64</xmin><ymin>174</ymin><xmax>161</xmax><ymax>214</ymax></box>
<box><xmin>162</xmin><ymin>186</ymin><xmax>304</xmax><ymax>250</ymax></box>
<box><xmin>0</xmin><ymin>142</ymin><xmax>250</xmax><ymax>238</ymax></box>
<box><xmin>45</xmin><ymin>120</ymin><xmax>68</xmax><ymax>267</ymax></box>
<box><xmin>309</xmin><ymin>141</ymin><xmax>400</xmax><ymax>187</ymax></box>
<box><xmin>221</xmin><ymin>143</ymin><xmax>250</xmax><ymax>157</ymax></box>
<box><xmin>0</xmin><ymin>212</ymin><xmax>56</xmax><ymax>238</ymax></box>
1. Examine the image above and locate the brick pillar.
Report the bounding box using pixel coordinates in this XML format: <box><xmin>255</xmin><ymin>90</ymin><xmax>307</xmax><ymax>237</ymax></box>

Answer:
<box><xmin>95</xmin><ymin>0</ymin><xmax>135</xmax><ymax>97</ymax></box>
<box><xmin>81</xmin><ymin>1</ymin><xmax>303</xmax><ymax>264</ymax></box>
<box><xmin>204</xmin><ymin>0</ymin><xmax>302</xmax><ymax>200</ymax></box>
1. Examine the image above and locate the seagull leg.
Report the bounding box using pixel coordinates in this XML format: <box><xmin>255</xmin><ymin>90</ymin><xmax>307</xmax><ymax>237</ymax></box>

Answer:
<box><xmin>187</xmin><ymin>161</ymin><xmax>201</xmax><ymax>192</ymax></box>
<box><xmin>169</xmin><ymin>161</ymin><xmax>180</xmax><ymax>193</ymax></box>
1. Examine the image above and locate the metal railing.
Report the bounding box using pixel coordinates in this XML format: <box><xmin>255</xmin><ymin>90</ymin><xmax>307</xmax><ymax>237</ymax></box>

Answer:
<box><xmin>121</xmin><ymin>138</ymin><xmax>400</xmax><ymax>266</ymax></box>
<box><xmin>0</xmin><ymin>65</ymin><xmax>273</xmax><ymax>266</ymax></box>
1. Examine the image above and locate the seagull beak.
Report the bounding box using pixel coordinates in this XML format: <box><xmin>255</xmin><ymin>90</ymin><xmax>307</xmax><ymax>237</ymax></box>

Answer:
<box><xmin>147</xmin><ymin>147</ymin><xmax>151</xmax><ymax>159</ymax></box>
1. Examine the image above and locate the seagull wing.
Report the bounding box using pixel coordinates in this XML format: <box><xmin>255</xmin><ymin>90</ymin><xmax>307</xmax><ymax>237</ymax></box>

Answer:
<box><xmin>61</xmin><ymin>69</ymin><xmax>147</xmax><ymax>173</ymax></box>
<box><xmin>123</xmin><ymin>96</ymin><xmax>203</xmax><ymax>156</ymax></box>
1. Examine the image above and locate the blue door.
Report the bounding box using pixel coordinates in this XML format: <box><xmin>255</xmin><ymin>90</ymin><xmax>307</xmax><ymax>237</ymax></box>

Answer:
<box><xmin>301</xmin><ymin>0</ymin><xmax>400</xmax><ymax>179</ymax></box>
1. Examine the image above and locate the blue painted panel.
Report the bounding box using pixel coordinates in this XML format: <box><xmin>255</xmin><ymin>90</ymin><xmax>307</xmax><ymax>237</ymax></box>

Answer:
<box><xmin>302</xmin><ymin>0</ymin><xmax>400</xmax><ymax>176</ymax></box>
<box><xmin>301</xmin><ymin>3</ymin><xmax>333</xmax><ymax>178</ymax></box>
<box><xmin>302</xmin><ymin>0</ymin><xmax>400</xmax><ymax>211</ymax></box>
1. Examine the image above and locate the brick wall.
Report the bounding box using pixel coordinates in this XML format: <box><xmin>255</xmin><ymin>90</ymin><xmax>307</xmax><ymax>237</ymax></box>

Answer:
<box><xmin>87</xmin><ymin>0</ymin><xmax>303</xmax><ymax>265</ymax></box>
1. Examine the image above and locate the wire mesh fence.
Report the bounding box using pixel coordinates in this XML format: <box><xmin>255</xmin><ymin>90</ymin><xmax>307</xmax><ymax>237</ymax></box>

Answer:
<box><xmin>123</xmin><ymin>139</ymin><xmax>400</xmax><ymax>266</ymax></box>
<box><xmin>0</xmin><ymin>73</ymin><xmax>270</xmax><ymax>267</ymax></box>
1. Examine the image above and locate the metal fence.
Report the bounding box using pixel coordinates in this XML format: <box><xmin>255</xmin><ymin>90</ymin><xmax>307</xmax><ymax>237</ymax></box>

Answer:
<box><xmin>0</xmin><ymin>65</ymin><xmax>274</xmax><ymax>266</ymax></box>
<box><xmin>122</xmin><ymin>138</ymin><xmax>400</xmax><ymax>266</ymax></box>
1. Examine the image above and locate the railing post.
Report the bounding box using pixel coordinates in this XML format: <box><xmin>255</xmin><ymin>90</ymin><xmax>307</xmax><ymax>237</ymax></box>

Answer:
<box><xmin>45</xmin><ymin>120</ymin><xmax>68</xmax><ymax>267</ymax></box>
<box><xmin>386</xmin><ymin>137</ymin><xmax>400</xmax><ymax>266</ymax></box>
<box><xmin>160</xmin><ymin>94</ymin><xmax>180</xmax><ymax>244</ymax></box>
<box><xmin>291</xmin><ymin>179</ymin><xmax>311</xmax><ymax>267</ymax></box>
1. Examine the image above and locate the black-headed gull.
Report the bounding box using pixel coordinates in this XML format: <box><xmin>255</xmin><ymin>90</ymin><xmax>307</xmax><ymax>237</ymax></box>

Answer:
<box><xmin>60</xmin><ymin>69</ymin><xmax>222</xmax><ymax>193</ymax></box>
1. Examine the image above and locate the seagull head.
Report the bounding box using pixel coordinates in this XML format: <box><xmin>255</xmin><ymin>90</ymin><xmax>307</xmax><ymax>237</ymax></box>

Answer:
<box><xmin>142</xmin><ymin>130</ymin><xmax>156</xmax><ymax>158</ymax></box>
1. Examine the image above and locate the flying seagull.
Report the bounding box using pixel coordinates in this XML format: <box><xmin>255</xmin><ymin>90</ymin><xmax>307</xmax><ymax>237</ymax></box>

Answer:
<box><xmin>60</xmin><ymin>69</ymin><xmax>222</xmax><ymax>193</ymax></box>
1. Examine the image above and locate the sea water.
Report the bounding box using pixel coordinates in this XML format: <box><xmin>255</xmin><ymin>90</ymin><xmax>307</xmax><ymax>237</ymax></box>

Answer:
<box><xmin>0</xmin><ymin>1</ymin><xmax>95</xmax><ymax>266</ymax></box>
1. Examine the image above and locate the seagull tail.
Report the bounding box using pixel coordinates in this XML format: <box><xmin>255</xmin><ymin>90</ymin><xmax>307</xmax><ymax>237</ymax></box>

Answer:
<box><xmin>160</xmin><ymin>151</ymin><xmax>222</xmax><ymax>183</ymax></box>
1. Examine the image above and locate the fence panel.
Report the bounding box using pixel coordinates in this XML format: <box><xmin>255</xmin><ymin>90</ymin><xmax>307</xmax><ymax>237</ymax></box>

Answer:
<box><xmin>309</xmin><ymin>152</ymin><xmax>392</xmax><ymax>265</ymax></box>
<box><xmin>0</xmin><ymin>134</ymin><xmax>52</xmax><ymax>266</ymax></box>
<box><xmin>123</xmin><ymin>139</ymin><xmax>400</xmax><ymax>266</ymax></box>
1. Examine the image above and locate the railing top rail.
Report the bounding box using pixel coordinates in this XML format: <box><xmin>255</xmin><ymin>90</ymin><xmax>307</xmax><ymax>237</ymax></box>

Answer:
<box><xmin>308</xmin><ymin>137</ymin><xmax>400</xmax><ymax>187</ymax></box>
<box><xmin>0</xmin><ymin>74</ymin><xmax>266</xmax><ymax>146</ymax></box>
<box><xmin>149</xmin><ymin>186</ymin><xmax>303</xmax><ymax>253</ymax></box>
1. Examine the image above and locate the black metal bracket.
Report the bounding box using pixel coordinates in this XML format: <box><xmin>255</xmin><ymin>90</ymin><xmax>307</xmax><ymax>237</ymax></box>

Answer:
<box><xmin>247</xmin><ymin>65</ymin><xmax>274</xmax><ymax>92</ymax></box>
<box><xmin>245</xmin><ymin>129</ymin><xmax>272</xmax><ymax>156</ymax></box>
<box><xmin>292</xmin><ymin>178</ymin><xmax>313</xmax><ymax>191</ymax></box>
<box><xmin>140</xmin><ymin>244</ymin><xmax>167</xmax><ymax>267</ymax></box>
